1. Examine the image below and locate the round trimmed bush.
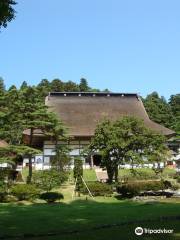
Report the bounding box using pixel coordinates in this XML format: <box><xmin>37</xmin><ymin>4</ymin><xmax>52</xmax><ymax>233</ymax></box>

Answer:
<box><xmin>40</xmin><ymin>192</ymin><xmax>64</xmax><ymax>203</ymax></box>
<box><xmin>11</xmin><ymin>184</ymin><xmax>40</xmax><ymax>201</ymax></box>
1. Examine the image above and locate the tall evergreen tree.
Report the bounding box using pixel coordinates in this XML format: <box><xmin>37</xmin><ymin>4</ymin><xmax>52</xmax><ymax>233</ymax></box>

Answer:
<box><xmin>143</xmin><ymin>92</ymin><xmax>174</xmax><ymax>128</ymax></box>
<box><xmin>1</xmin><ymin>86</ymin><xmax>23</xmax><ymax>144</ymax></box>
<box><xmin>19</xmin><ymin>87</ymin><xmax>52</xmax><ymax>182</ymax></box>
<box><xmin>37</xmin><ymin>79</ymin><xmax>51</xmax><ymax>98</ymax></box>
<box><xmin>0</xmin><ymin>78</ymin><xmax>5</xmax><ymax>95</ymax></box>
<box><xmin>20</xmin><ymin>81</ymin><xmax>28</xmax><ymax>90</ymax></box>
<box><xmin>169</xmin><ymin>94</ymin><xmax>180</xmax><ymax>134</ymax></box>
<box><xmin>79</xmin><ymin>78</ymin><xmax>90</xmax><ymax>92</ymax></box>
<box><xmin>51</xmin><ymin>79</ymin><xmax>64</xmax><ymax>92</ymax></box>
<box><xmin>64</xmin><ymin>81</ymin><xmax>80</xmax><ymax>92</ymax></box>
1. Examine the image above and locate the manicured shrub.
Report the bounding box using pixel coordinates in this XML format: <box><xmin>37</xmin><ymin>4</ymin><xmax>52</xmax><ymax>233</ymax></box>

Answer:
<box><xmin>118</xmin><ymin>168</ymin><xmax>158</xmax><ymax>182</ymax></box>
<box><xmin>116</xmin><ymin>180</ymin><xmax>165</xmax><ymax>197</ymax></box>
<box><xmin>162</xmin><ymin>168</ymin><xmax>176</xmax><ymax>178</ymax></box>
<box><xmin>40</xmin><ymin>192</ymin><xmax>64</xmax><ymax>203</ymax></box>
<box><xmin>32</xmin><ymin>169</ymin><xmax>68</xmax><ymax>192</ymax></box>
<box><xmin>163</xmin><ymin>179</ymin><xmax>180</xmax><ymax>191</ymax></box>
<box><xmin>163</xmin><ymin>180</ymin><xmax>172</xmax><ymax>189</ymax></box>
<box><xmin>11</xmin><ymin>184</ymin><xmax>40</xmax><ymax>201</ymax></box>
<box><xmin>0</xmin><ymin>192</ymin><xmax>7</xmax><ymax>202</ymax></box>
<box><xmin>81</xmin><ymin>182</ymin><xmax>113</xmax><ymax>196</ymax></box>
<box><xmin>135</xmin><ymin>168</ymin><xmax>157</xmax><ymax>180</ymax></box>
<box><xmin>174</xmin><ymin>174</ymin><xmax>180</xmax><ymax>183</ymax></box>
<box><xmin>117</xmin><ymin>184</ymin><xmax>139</xmax><ymax>197</ymax></box>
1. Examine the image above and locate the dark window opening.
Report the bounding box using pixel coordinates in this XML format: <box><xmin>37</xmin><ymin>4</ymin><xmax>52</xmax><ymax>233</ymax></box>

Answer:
<box><xmin>93</xmin><ymin>155</ymin><xmax>101</xmax><ymax>166</ymax></box>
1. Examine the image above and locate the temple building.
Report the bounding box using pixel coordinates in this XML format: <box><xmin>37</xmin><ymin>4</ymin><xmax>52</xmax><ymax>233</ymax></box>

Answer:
<box><xmin>23</xmin><ymin>92</ymin><xmax>175</xmax><ymax>170</ymax></box>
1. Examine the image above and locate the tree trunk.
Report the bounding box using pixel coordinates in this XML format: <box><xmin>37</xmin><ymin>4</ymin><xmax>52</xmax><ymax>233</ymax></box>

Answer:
<box><xmin>107</xmin><ymin>167</ymin><xmax>113</xmax><ymax>184</ymax></box>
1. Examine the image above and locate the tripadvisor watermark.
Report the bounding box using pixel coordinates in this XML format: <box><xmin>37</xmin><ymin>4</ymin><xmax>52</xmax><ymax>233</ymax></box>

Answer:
<box><xmin>135</xmin><ymin>226</ymin><xmax>174</xmax><ymax>236</ymax></box>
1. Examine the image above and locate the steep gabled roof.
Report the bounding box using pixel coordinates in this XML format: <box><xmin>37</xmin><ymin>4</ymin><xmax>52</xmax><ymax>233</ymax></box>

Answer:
<box><xmin>45</xmin><ymin>92</ymin><xmax>175</xmax><ymax>137</ymax></box>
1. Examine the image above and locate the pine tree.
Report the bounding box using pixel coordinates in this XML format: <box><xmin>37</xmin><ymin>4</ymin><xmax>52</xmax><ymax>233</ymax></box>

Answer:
<box><xmin>143</xmin><ymin>92</ymin><xmax>174</xmax><ymax>128</ymax></box>
<box><xmin>51</xmin><ymin>79</ymin><xmax>64</xmax><ymax>92</ymax></box>
<box><xmin>19</xmin><ymin>87</ymin><xmax>53</xmax><ymax>182</ymax></box>
<box><xmin>79</xmin><ymin>78</ymin><xmax>89</xmax><ymax>92</ymax></box>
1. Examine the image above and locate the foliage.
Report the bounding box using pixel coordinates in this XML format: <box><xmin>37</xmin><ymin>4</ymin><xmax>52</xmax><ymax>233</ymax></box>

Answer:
<box><xmin>89</xmin><ymin>116</ymin><xmax>168</xmax><ymax>183</ymax></box>
<box><xmin>11</xmin><ymin>184</ymin><xmax>40</xmax><ymax>201</ymax></box>
<box><xmin>40</xmin><ymin>192</ymin><xmax>64</xmax><ymax>203</ymax></box>
<box><xmin>143</xmin><ymin>92</ymin><xmax>174</xmax><ymax>128</ymax></box>
<box><xmin>118</xmin><ymin>168</ymin><xmax>158</xmax><ymax>182</ymax></box>
<box><xmin>37</xmin><ymin>77</ymin><xmax>99</xmax><ymax>97</ymax></box>
<box><xmin>51</xmin><ymin>143</ymin><xmax>70</xmax><ymax>171</ymax></box>
<box><xmin>20</xmin><ymin>87</ymin><xmax>66</xmax><ymax>182</ymax></box>
<box><xmin>0</xmin><ymin>83</ymin><xmax>67</xmax><ymax>183</ymax></box>
<box><xmin>73</xmin><ymin>157</ymin><xmax>83</xmax><ymax>194</ymax></box>
<box><xmin>0</xmin><ymin>173</ymin><xmax>7</xmax><ymax>202</ymax></box>
<box><xmin>32</xmin><ymin>169</ymin><xmax>68</xmax><ymax>192</ymax></box>
<box><xmin>0</xmin><ymin>168</ymin><xmax>14</xmax><ymax>192</ymax></box>
<box><xmin>81</xmin><ymin>182</ymin><xmax>113</xmax><ymax>196</ymax></box>
<box><xmin>79</xmin><ymin>78</ymin><xmax>90</xmax><ymax>92</ymax></box>
<box><xmin>0</xmin><ymin>145</ymin><xmax>41</xmax><ymax>170</ymax></box>
<box><xmin>0</xmin><ymin>77</ymin><xmax>101</xmax><ymax>183</ymax></box>
<box><xmin>162</xmin><ymin>180</ymin><xmax>179</xmax><ymax>191</ymax></box>
<box><xmin>0</xmin><ymin>0</ymin><xmax>16</xmax><ymax>28</ymax></box>
<box><xmin>0</xmin><ymin>192</ymin><xmax>7</xmax><ymax>202</ymax></box>
<box><xmin>162</xmin><ymin>167</ymin><xmax>176</xmax><ymax>178</ymax></box>
<box><xmin>169</xmin><ymin>94</ymin><xmax>180</xmax><ymax>134</ymax></box>
<box><xmin>169</xmin><ymin>94</ymin><xmax>180</xmax><ymax>116</ymax></box>
<box><xmin>143</xmin><ymin>92</ymin><xmax>180</xmax><ymax>133</ymax></box>
<box><xmin>116</xmin><ymin>180</ymin><xmax>165</xmax><ymax>197</ymax></box>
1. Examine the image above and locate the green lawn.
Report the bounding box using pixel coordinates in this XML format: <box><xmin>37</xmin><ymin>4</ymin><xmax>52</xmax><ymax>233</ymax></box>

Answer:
<box><xmin>69</xmin><ymin>169</ymin><xmax>97</xmax><ymax>182</ymax></box>
<box><xmin>0</xmin><ymin>196</ymin><xmax>180</xmax><ymax>240</ymax></box>
<box><xmin>83</xmin><ymin>169</ymin><xmax>97</xmax><ymax>181</ymax></box>
<box><xmin>12</xmin><ymin>169</ymin><xmax>179</xmax><ymax>239</ymax></box>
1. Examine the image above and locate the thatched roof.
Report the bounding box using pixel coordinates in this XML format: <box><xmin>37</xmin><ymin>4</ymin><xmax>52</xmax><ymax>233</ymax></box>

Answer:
<box><xmin>44</xmin><ymin>92</ymin><xmax>174</xmax><ymax>137</ymax></box>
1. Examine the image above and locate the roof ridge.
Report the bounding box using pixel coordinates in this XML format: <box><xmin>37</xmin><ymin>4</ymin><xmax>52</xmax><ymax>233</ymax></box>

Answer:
<box><xmin>48</xmin><ymin>92</ymin><xmax>139</xmax><ymax>97</ymax></box>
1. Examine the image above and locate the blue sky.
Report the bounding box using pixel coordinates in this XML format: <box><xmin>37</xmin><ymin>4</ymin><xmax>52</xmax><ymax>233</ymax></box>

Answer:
<box><xmin>0</xmin><ymin>0</ymin><xmax>180</xmax><ymax>99</ymax></box>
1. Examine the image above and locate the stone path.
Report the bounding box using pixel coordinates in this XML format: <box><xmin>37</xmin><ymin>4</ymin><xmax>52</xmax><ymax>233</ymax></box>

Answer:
<box><xmin>95</xmin><ymin>168</ymin><xmax>108</xmax><ymax>182</ymax></box>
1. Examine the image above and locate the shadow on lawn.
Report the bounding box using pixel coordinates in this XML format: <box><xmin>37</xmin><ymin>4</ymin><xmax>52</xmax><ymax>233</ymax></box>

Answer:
<box><xmin>0</xmin><ymin>200</ymin><xmax>180</xmax><ymax>240</ymax></box>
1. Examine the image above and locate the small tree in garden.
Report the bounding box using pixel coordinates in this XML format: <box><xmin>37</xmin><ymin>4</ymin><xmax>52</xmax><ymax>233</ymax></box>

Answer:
<box><xmin>89</xmin><ymin>116</ymin><xmax>168</xmax><ymax>183</ymax></box>
<box><xmin>73</xmin><ymin>157</ymin><xmax>83</xmax><ymax>196</ymax></box>
<box><xmin>150</xmin><ymin>149</ymin><xmax>171</xmax><ymax>180</ymax></box>
<box><xmin>51</xmin><ymin>144</ymin><xmax>70</xmax><ymax>171</ymax></box>
<box><xmin>32</xmin><ymin>169</ymin><xmax>68</xmax><ymax>192</ymax></box>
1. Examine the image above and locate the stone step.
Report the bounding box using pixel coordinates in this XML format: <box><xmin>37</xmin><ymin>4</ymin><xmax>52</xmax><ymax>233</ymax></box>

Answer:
<box><xmin>95</xmin><ymin>170</ymin><xmax>108</xmax><ymax>182</ymax></box>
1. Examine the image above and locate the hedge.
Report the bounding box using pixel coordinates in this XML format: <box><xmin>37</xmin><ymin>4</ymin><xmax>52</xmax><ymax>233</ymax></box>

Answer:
<box><xmin>81</xmin><ymin>182</ymin><xmax>113</xmax><ymax>196</ymax></box>
<box><xmin>116</xmin><ymin>180</ymin><xmax>165</xmax><ymax>197</ymax></box>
